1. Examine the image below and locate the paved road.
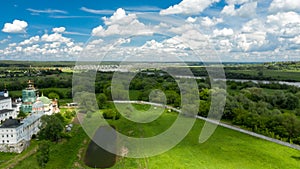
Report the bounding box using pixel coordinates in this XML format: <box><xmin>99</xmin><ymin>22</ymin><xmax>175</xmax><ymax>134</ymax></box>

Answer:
<box><xmin>113</xmin><ymin>100</ymin><xmax>300</xmax><ymax>151</ymax></box>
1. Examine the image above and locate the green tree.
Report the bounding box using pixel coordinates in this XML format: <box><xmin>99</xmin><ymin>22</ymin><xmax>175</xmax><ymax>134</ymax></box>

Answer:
<box><xmin>102</xmin><ymin>109</ymin><xmax>120</xmax><ymax>120</ymax></box>
<box><xmin>17</xmin><ymin>110</ymin><xmax>27</xmax><ymax>119</ymax></box>
<box><xmin>38</xmin><ymin>115</ymin><xmax>64</xmax><ymax>142</ymax></box>
<box><xmin>48</xmin><ymin>92</ymin><xmax>60</xmax><ymax>100</ymax></box>
<box><xmin>281</xmin><ymin>113</ymin><xmax>300</xmax><ymax>140</ymax></box>
<box><xmin>97</xmin><ymin>93</ymin><xmax>107</xmax><ymax>109</ymax></box>
<box><xmin>36</xmin><ymin>140</ymin><xmax>51</xmax><ymax>168</ymax></box>
<box><xmin>284</xmin><ymin>93</ymin><xmax>299</xmax><ymax>110</ymax></box>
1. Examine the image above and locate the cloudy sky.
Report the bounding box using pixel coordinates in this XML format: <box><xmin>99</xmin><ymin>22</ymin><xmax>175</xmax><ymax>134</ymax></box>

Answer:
<box><xmin>0</xmin><ymin>0</ymin><xmax>299</xmax><ymax>62</ymax></box>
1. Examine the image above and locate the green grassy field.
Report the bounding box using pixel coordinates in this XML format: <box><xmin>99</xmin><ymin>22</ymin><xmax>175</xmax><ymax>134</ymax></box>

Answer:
<box><xmin>6</xmin><ymin>103</ymin><xmax>300</xmax><ymax>169</ymax></box>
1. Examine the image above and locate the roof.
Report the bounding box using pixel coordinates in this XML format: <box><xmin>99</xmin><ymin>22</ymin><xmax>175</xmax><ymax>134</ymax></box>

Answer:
<box><xmin>0</xmin><ymin>119</ymin><xmax>22</xmax><ymax>128</ymax></box>
<box><xmin>0</xmin><ymin>96</ymin><xmax>10</xmax><ymax>101</ymax></box>
<box><xmin>38</xmin><ymin>96</ymin><xmax>51</xmax><ymax>104</ymax></box>
<box><xmin>0</xmin><ymin>109</ymin><xmax>13</xmax><ymax>115</ymax></box>
<box><xmin>32</xmin><ymin>100</ymin><xmax>44</xmax><ymax>108</ymax></box>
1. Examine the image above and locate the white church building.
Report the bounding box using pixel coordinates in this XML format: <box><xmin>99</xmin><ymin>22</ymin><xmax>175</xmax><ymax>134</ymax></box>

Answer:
<box><xmin>0</xmin><ymin>81</ymin><xmax>59</xmax><ymax>153</ymax></box>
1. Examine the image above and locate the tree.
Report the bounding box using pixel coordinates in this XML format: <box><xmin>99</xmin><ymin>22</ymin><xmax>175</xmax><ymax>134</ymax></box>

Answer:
<box><xmin>38</xmin><ymin>115</ymin><xmax>64</xmax><ymax>142</ymax></box>
<box><xmin>36</xmin><ymin>140</ymin><xmax>51</xmax><ymax>168</ymax></box>
<box><xmin>48</xmin><ymin>92</ymin><xmax>60</xmax><ymax>100</ymax></box>
<box><xmin>284</xmin><ymin>93</ymin><xmax>299</xmax><ymax>110</ymax></box>
<box><xmin>281</xmin><ymin>113</ymin><xmax>300</xmax><ymax>140</ymax></box>
<box><xmin>258</xmin><ymin>70</ymin><xmax>263</xmax><ymax>76</ymax></box>
<box><xmin>17</xmin><ymin>110</ymin><xmax>27</xmax><ymax>119</ymax></box>
<box><xmin>102</xmin><ymin>109</ymin><xmax>120</xmax><ymax>120</ymax></box>
<box><xmin>97</xmin><ymin>93</ymin><xmax>107</xmax><ymax>109</ymax></box>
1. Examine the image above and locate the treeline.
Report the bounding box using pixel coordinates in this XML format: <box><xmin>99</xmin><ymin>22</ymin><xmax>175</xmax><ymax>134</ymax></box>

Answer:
<box><xmin>199</xmin><ymin>84</ymin><xmax>300</xmax><ymax>144</ymax></box>
<box><xmin>0</xmin><ymin>72</ymin><xmax>73</xmax><ymax>91</ymax></box>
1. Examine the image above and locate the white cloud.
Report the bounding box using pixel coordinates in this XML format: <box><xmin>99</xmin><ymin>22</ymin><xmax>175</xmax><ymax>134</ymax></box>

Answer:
<box><xmin>290</xmin><ymin>35</ymin><xmax>300</xmax><ymax>44</ymax></box>
<box><xmin>200</xmin><ymin>17</ymin><xmax>223</xmax><ymax>27</ymax></box>
<box><xmin>80</xmin><ymin>7</ymin><xmax>114</xmax><ymax>15</ymax></box>
<box><xmin>241</xmin><ymin>19</ymin><xmax>264</xmax><ymax>33</ymax></box>
<box><xmin>0</xmin><ymin>33</ymin><xmax>83</xmax><ymax>59</ymax></box>
<box><xmin>92</xmin><ymin>8</ymin><xmax>153</xmax><ymax>37</ymax></box>
<box><xmin>26</xmin><ymin>8</ymin><xmax>67</xmax><ymax>14</ymax></box>
<box><xmin>213</xmin><ymin>28</ymin><xmax>234</xmax><ymax>37</ymax></box>
<box><xmin>52</xmin><ymin>27</ymin><xmax>66</xmax><ymax>33</ymax></box>
<box><xmin>102</xmin><ymin>8</ymin><xmax>135</xmax><ymax>25</ymax></box>
<box><xmin>160</xmin><ymin>0</ymin><xmax>220</xmax><ymax>15</ymax></box>
<box><xmin>221</xmin><ymin>5</ymin><xmax>236</xmax><ymax>15</ymax></box>
<box><xmin>221</xmin><ymin>2</ymin><xmax>257</xmax><ymax>17</ymax></box>
<box><xmin>186</xmin><ymin>17</ymin><xmax>197</xmax><ymax>23</ymax></box>
<box><xmin>0</xmin><ymin>39</ymin><xmax>9</xmax><ymax>44</ymax></box>
<box><xmin>235</xmin><ymin>32</ymin><xmax>267</xmax><ymax>52</ymax></box>
<box><xmin>269</xmin><ymin>0</ymin><xmax>300</xmax><ymax>12</ymax></box>
<box><xmin>41</xmin><ymin>33</ymin><xmax>71</xmax><ymax>43</ymax></box>
<box><xmin>225</xmin><ymin>0</ymin><xmax>250</xmax><ymax>5</ymax></box>
<box><xmin>19</xmin><ymin>36</ymin><xmax>40</xmax><ymax>45</ymax></box>
<box><xmin>2</xmin><ymin>20</ymin><xmax>28</xmax><ymax>33</ymax></box>
<box><xmin>267</xmin><ymin>12</ymin><xmax>300</xmax><ymax>27</ymax></box>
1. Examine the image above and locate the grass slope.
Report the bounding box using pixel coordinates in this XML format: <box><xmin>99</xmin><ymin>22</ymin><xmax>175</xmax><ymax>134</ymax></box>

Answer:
<box><xmin>7</xmin><ymin>103</ymin><xmax>300</xmax><ymax>168</ymax></box>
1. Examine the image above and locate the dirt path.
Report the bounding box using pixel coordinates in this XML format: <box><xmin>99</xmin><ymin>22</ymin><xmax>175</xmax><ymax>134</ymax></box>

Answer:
<box><xmin>2</xmin><ymin>146</ymin><xmax>37</xmax><ymax>169</ymax></box>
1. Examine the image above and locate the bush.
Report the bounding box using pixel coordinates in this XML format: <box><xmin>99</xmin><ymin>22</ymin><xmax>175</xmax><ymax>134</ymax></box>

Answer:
<box><xmin>102</xmin><ymin>109</ymin><xmax>120</xmax><ymax>120</ymax></box>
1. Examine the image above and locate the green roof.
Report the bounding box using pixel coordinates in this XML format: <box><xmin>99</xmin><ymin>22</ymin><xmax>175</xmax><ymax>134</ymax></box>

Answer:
<box><xmin>38</xmin><ymin>96</ymin><xmax>51</xmax><ymax>104</ymax></box>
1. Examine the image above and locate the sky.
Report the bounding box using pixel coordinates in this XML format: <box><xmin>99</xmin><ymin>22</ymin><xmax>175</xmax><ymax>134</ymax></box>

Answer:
<box><xmin>0</xmin><ymin>0</ymin><xmax>299</xmax><ymax>62</ymax></box>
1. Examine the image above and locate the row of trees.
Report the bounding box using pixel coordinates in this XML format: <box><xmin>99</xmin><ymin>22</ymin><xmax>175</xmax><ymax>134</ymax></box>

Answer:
<box><xmin>198</xmin><ymin>84</ymin><xmax>300</xmax><ymax>144</ymax></box>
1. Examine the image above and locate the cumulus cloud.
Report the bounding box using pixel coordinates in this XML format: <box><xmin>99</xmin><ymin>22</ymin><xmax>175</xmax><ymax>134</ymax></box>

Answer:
<box><xmin>0</xmin><ymin>27</ymin><xmax>84</xmax><ymax>60</ymax></box>
<box><xmin>2</xmin><ymin>20</ymin><xmax>28</xmax><ymax>33</ymax></box>
<box><xmin>19</xmin><ymin>36</ymin><xmax>40</xmax><ymax>45</ymax></box>
<box><xmin>267</xmin><ymin>12</ymin><xmax>300</xmax><ymax>27</ymax></box>
<box><xmin>52</xmin><ymin>27</ymin><xmax>66</xmax><ymax>33</ymax></box>
<box><xmin>41</xmin><ymin>33</ymin><xmax>71</xmax><ymax>43</ymax></box>
<box><xmin>92</xmin><ymin>8</ymin><xmax>153</xmax><ymax>37</ymax></box>
<box><xmin>221</xmin><ymin>2</ymin><xmax>257</xmax><ymax>17</ymax></box>
<box><xmin>200</xmin><ymin>17</ymin><xmax>223</xmax><ymax>27</ymax></box>
<box><xmin>160</xmin><ymin>0</ymin><xmax>220</xmax><ymax>15</ymax></box>
<box><xmin>213</xmin><ymin>28</ymin><xmax>234</xmax><ymax>37</ymax></box>
<box><xmin>290</xmin><ymin>35</ymin><xmax>300</xmax><ymax>44</ymax></box>
<box><xmin>269</xmin><ymin>0</ymin><xmax>300</xmax><ymax>12</ymax></box>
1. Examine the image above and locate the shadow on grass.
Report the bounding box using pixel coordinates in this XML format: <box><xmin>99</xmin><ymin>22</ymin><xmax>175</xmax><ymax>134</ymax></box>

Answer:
<box><xmin>291</xmin><ymin>156</ymin><xmax>300</xmax><ymax>161</ymax></box>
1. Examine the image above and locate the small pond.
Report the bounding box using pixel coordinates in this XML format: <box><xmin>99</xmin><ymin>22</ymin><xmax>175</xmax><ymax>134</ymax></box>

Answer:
<box><xmin>84</xmin><ymin>126</ymin><xmax>117</xmax><ymax>168</ymax></box>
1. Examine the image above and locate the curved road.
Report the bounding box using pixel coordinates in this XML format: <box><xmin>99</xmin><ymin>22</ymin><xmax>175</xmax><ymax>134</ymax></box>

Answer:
<box><xmin>113</xmin><ymin>100</ymin><xmax>300</xmax><ymax>151</ymax></box>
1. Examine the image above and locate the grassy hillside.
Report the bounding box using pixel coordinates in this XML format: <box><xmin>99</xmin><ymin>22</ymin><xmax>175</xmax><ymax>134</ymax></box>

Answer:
<box><xmin>7</xmin><ymin>103</ymin><xmax>300</xmax><ymax>169</ymax></box>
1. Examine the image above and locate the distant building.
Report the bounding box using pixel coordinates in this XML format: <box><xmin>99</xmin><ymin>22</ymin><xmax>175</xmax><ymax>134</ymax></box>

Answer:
<box><xmin>21</xmin><ymin>80</ymin><xmax>38</xmax><ymax>113</ymax></box>
<box><xmin>0</xmin><ymin>90</ymin><xmax>17</xmax><ymax>124</ymax></box>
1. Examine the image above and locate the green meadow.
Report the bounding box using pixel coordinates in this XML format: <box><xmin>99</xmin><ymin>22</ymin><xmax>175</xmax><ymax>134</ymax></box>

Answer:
<box><xmin>3</xmin><ymin>103</ymin><xmax>300</xmax><ymax>169</ymax></box>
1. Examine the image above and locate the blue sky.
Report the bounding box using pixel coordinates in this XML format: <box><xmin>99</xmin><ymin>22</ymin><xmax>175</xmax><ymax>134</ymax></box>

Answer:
<box><xmin>0</xmin><ymin>0</ymin><xmax>299</xmax><ymax>61</ymax></box>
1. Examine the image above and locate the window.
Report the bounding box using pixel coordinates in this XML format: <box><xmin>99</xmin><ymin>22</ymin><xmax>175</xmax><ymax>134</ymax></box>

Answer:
<box><xmin>2</xmin><ymin>140</ymin><xmax>4</xmax><ymax>143</ymax></box>
<box><xmin>11</xmin><ymin>135</ymin><xmax>13</xmax><ymax>137</ymax></box>
<box><xmin>7</xmin><ymin>140</ymin><xmax>9</xmax><ymax>143</ymax></box>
